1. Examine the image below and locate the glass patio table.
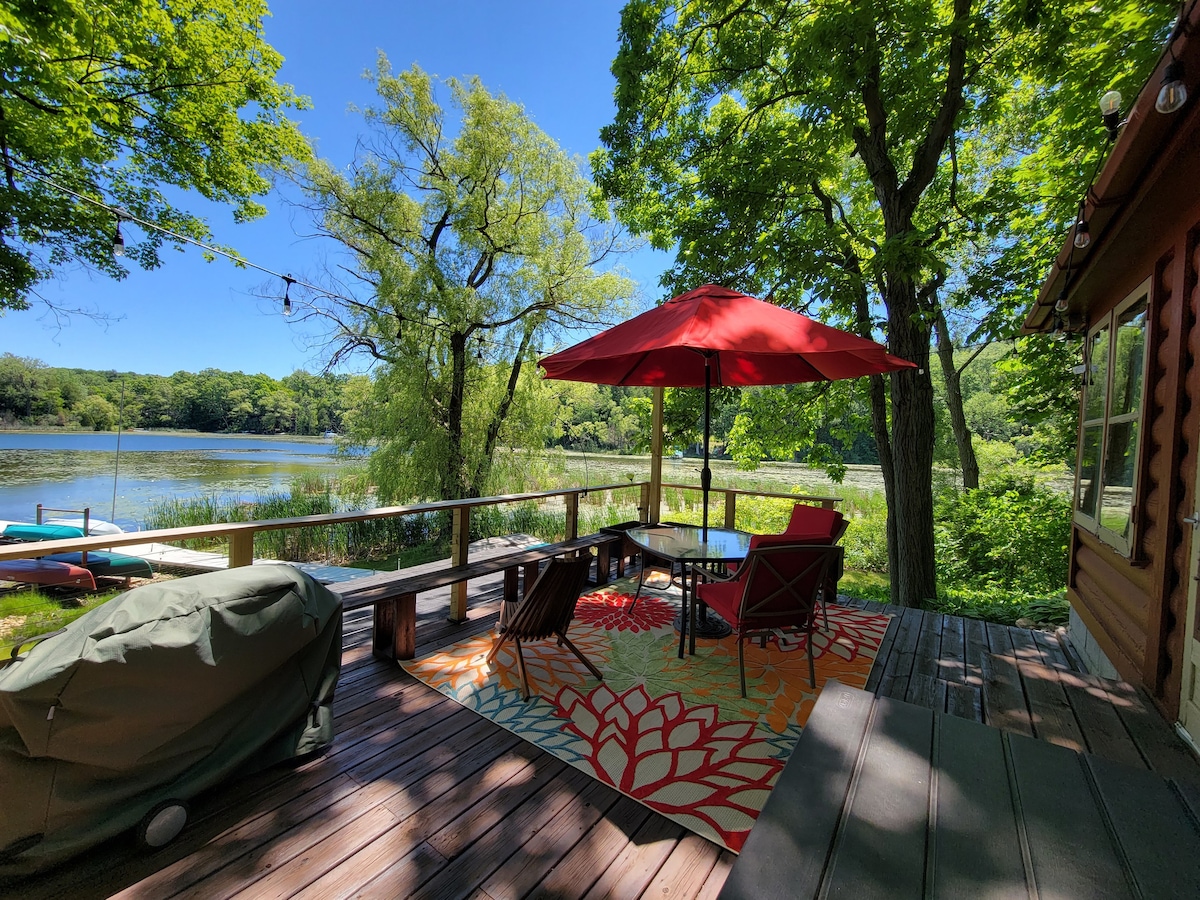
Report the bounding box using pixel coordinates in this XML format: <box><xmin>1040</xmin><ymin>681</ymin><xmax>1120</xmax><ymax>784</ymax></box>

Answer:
<box><xmin>625</xmin><ymin>524</ymin><xmax>753</xmax><ymax>659</ymax></box>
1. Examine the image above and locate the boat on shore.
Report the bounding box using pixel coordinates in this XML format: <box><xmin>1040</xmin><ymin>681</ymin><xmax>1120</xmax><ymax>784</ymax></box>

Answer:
<box><xmin>0</xmin><ymin>558</ymin><xmax>97</xmax><ymax>591</ymax></box>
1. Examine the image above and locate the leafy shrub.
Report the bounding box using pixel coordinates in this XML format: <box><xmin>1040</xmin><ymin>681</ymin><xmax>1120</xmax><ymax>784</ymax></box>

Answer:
<box><xmin>933</xmin><ymin>473</ymin><xmax>1070</xmax><ymax>595</ymax></box>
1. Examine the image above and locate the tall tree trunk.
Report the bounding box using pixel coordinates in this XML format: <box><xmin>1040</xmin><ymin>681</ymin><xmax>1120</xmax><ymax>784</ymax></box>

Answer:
<box><xmin>887</xmin><ymin>275</ymin><xmax>938</xmax><ymax>609</ymax></box>
<box><xmin>848</xmin><ymin>259</ymin><xmax>900</xmax><ymax>606</ymax></box>
<box><xmin>933</xmin><ymin>308</ymin><xmax>980</xmax><ymax>489</ymax></box>
<box><xmin>470</xmin><ymin>323</ymin><xmax>536</xmax><ymax>496</ymax></box>
<box><xmin>446</xmin><ymin>330</ymin><xmax>472</xmax><ymax>500</ymax></box>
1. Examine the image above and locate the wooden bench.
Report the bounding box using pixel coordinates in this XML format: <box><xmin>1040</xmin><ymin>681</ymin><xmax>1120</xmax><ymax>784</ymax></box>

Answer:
<box><xmin>335</xmin><ymin>532</ymin><xmax>622</xmax><ymax>661</ymax></box>
<box><xmin>720</xmin><ymin>680</ymin><xmax>1200</xmax><ymax>898</ymax></box>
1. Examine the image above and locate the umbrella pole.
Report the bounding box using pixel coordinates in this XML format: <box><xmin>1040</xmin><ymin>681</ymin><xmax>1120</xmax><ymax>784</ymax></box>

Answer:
<box><xmin>702</xmin><ymin>356</ymin><xmax>711</xmax><ymax>541</ymax></box>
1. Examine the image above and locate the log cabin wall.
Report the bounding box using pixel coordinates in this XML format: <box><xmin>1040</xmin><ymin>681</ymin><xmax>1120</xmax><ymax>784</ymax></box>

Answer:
<box><xmin>1068</xmin><ymin>214</ymin><xmax>1200</xmax><ymax>719</ymax></box>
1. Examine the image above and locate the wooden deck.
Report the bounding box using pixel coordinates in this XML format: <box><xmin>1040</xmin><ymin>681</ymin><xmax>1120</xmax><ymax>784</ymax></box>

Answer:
<box><xmin>11</xmin><ymin>571</ymin><xmax>1200</xmax><ymax>899</ymax></box>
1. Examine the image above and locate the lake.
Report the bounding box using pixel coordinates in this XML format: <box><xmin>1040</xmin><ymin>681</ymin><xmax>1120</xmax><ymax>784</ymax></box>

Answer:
<box><xmin>0</xmin><ymin>431</ymin><xmax>905</xmax><ymax>532</ymax></box>
<box><xmin>0</xmin><ymin>431</ymin><xmax>355</xmax><ymax>529</ymax></box>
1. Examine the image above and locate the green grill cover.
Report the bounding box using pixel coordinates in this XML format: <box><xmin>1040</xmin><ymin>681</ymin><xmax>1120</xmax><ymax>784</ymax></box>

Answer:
<box><xmin>0</xmin><ymin>564</ymin><xmax>342</xmax><ymax>875</ymax></box>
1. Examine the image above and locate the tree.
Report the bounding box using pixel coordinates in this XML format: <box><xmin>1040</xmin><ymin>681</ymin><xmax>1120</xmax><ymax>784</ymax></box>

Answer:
<box><xmin>594</xmin><ymin>0</ymin><xmax>1174</xmax><ymax>606</ymax></box>
<box><xmin>0</xmin><ymin>1</ymin><xmax>309</xmax><ymax>311</ymax></box>
<box><xmin>292</xmin><ymin>60</ymin><xmax>635</xmax><ymax>502</ymax></box>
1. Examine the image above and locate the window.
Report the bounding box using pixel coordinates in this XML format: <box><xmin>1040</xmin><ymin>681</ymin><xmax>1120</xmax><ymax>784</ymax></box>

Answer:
<box><xmin>1075</xmin><ymin>280</ymin><xmax>1149</xmax><ymax>555</ymax></box>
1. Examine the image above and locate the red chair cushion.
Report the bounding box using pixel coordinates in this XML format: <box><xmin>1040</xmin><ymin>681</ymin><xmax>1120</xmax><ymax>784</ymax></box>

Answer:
<box><xmin>785</xmin><ymin>505</ymin><xmax>843</xmax><ymax>542</ymax></box>
<box><xmin>696</xmin><ymin>578</ymin><xmax>745</xmax><ymax>627</ymax></box>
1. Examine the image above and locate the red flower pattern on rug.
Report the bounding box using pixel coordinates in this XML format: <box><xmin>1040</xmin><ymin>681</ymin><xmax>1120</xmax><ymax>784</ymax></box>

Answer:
<box><xmin>555</xmin><ymin>682</ymin><xmax>783</xmax><ymax>851</ymax></box>
<box><xmin>400</xmin><ymin>579</ymin><xmax>891</xmax><ymax>854</ymax></box>
<box><xmin>574</xmin><ymin>590</ymin><xmax>676</xmax><ymax>632</ymax></box>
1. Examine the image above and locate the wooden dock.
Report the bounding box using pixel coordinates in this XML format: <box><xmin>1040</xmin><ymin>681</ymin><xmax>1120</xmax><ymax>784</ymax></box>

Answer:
<box><xmin>9</xmin><ymin>574</ymin><xmax>1198</xmax><ymax>899</ymax></box>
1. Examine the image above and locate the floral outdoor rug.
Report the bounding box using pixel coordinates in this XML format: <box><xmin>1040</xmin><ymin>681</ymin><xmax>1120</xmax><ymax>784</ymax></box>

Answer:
<box><xmin>400</xmin><ymin>579</ymin><xmax>890</xmax><ymax>852</ymax></box>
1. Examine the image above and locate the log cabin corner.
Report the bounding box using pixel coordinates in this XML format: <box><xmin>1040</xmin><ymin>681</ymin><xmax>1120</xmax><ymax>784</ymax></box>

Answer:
<box><xmin>1023</xmin><ymin>1</ymin><xmax>1200</xmax><ymax>750</ymax></box>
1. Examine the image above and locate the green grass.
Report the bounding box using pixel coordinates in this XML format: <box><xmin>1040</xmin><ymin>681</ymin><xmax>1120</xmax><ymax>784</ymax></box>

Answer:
<box><xmin>0</xmin><ymin>587</ymin><xmax>124</xmax><ymax>658</ymax></box>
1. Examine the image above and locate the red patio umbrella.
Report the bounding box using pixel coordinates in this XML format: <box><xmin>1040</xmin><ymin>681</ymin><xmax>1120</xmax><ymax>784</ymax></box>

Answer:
<box><xmin>540</xmin><ymin>284</ymin><xmax>916</xmax><ymax>537</ymax></box>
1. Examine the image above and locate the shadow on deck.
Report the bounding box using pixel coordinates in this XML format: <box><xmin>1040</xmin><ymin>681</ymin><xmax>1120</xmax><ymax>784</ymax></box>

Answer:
<box><xmin>9</xmin><ymin>572</ymin><xmax>1198</xmax><ymax>899</ymax></box>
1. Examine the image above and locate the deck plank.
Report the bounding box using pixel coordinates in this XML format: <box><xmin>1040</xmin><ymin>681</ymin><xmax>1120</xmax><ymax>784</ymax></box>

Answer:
<box><xmin>929</xmin><ymin>713</ymin><xmax>1026</xmax><ymax>898</ymax></box>
<box><xmin>1085</xmin><ymin>754</ymin><xmax>1200</xmax><ymax>897</ymax></box>
<box><xmin>820</xmin><ymin>698</ymin><xmax>933</xmax><ymax>899</ymax></box>
<box><xmin>527</xmin><ymin>795</ymin><xmax>654</xmax><ymax>899</ymax></box>
<box><xmin>943</xmin><ymin>681</ymin><xmax>982</xmax><ymax>722</ymax></box>
<box><xmin>1006</xmin><ymin>733</ymin><xmax>1134</xmax><ymax>898</ymax></box>
<box><xmin>936</xmin><ymin>613</ymin><xmax>967</xmax><ymax>684</ymax></box>
<box><xmin>1008</xmin><ymin>628</ymin><xmax>1086</xmax><ymax>751</ymax></box>
<box><xmin>981</xmin><ymin>623</ymin><xmax>1034</xmax><ymax>738</ymax></box>
<box><xmin>641</xmin><ymin>832</ymin><xmax>725</xmax><ymax>900</ymax></box>
<box><xmin>474</xmin><ymin>774</ymin><xmax>621</xmax><ymax>900</ymax></box>
<box><xmin>876</xmin><ymin>606</ymin><xmax>922</xmax><ymax>699</ymax></box>
<box><xmin>581</xmin><ymin>814</ymin><xmax>683</xmax><ymax>900</ymax></box>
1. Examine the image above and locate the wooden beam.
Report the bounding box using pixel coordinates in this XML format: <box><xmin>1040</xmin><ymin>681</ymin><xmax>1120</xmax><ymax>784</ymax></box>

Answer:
<box><xmin>723</xmin><ymin>490</ymin><xmax>737</xmax><ymax>529</ymax></box>
<box><xmin>649</xmin><ymin>386</ymin><xmax>664</xmax><ymax>524</ymax></box>
<box><xmin>449</xmin><ymin>505</ymin><xmax>470</xmax><ymax>623</ymax></box>
<box><xmin>228</xmin><ymin>531</ymin><xmax>254</xmax><ymax>568</ymax></box>
<box><xmin>565</xmin><ymin>492</ymin><xmax>579</xmax><ymax>541</ymax></box>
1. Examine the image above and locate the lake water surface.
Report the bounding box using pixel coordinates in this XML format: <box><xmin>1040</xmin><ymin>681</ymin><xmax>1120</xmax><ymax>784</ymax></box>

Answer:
<box><xmin>0</xmin><ymin>432</ymin><xmax>355</xmax><ymax>529</ymax></box>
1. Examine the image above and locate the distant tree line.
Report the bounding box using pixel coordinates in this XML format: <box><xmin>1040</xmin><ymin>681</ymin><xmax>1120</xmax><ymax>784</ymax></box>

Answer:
<box><xmin>0</xmin><ymin>354</ymin><xmax>355</xmax><ymax>435</ymax></box>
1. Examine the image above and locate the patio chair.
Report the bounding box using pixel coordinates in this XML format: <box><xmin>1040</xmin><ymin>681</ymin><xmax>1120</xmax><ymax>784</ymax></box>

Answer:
<box><xmin>690</xmin><ymin>541</ymin><xmax>841</xmax><ymax>697</ymax></box>
<box><xmin>728</xmin><ymin>505</ymin><xmax>847</xmax><ymax>629</ymax></box>
<box><xmin>486</xmin><ymin>554</ymin><xmax>602</xmax><ymax>701</ymax></box>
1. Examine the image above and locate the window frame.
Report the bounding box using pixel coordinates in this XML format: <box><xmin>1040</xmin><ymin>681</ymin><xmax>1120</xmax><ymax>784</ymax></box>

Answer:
<box><xmin>1073</xmin><ymin>278</ymin><xmax>1152</xmax><ymax>557</ymax></box>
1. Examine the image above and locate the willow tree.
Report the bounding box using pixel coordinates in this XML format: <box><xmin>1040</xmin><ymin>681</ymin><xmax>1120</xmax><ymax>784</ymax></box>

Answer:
<box><xmin>594</xmin><ymin>0</ymin><xmax>1175</xmax><ymax>607</ymax></box>
<box><xmin>0</xmin><ymin>0</ymin><xmax>309</xmax><ymax>312</ymax></box>
<box><xmin>296</xmin><ymin>59</ymin><xmax>634</xmax><ymax>502</ymax></box>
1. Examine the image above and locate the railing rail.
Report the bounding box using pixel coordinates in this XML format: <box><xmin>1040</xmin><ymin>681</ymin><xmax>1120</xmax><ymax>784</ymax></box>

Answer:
<box><xmin>0</xmin><ymin>481</ymin><xmax>842</xmax><ymax>570</ymax></box>
<box><xmin>660</xmin><ymin>482</ymin><xmax>841</xmax><ymax>529</ymax></box>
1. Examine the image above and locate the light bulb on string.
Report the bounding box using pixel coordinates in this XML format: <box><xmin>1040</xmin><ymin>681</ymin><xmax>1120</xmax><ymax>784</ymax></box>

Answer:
<box><xmin>1099</xmin><ymin>90</ymin><xmax>1123</xmax><ymax>139</ymax></box>
<box><xmin>1073</xmin><ymin>217</ymin><xmax>1090</xmax><ymax>249</ymax></box>
<box><xmin>112</xmin><ymin>219</ymin><xmax>125</xmax><ymax>258</ymax></box>
<box><xmin>282</xmin><ymin>275</ymin><xmax>295</xmax><ymax>317</ymax></box>
<box><xmin>1156</xmin><ymin>59</ymin><xmax>1188</xmax><ymax>114</ymax></box>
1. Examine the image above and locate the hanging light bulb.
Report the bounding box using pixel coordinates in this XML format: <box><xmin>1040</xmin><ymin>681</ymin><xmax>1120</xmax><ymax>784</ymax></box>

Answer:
<box><xmin>1073</xmin><ymin>217</ymin><xmax>1091</xmax><ymax>249</ymax></box>
<box><xmin>1099</xmin><ymin>89</ymin><xmax>1123</xmax><ymax>139</ymax></box>
<box><xmin>282</xmin><ymin>275</ymin><xmax>295</xmax><ymax>317</ymax></box>
<box><xmin>112</xmin><ymin>219</ymin><xmax>125</xmax><ymax>258</ymax></box>
<box><xmin>1054</xmin><ymin>292</ymin><xmax>1069</xmax><ymax>313</ymax></box>
<box><xmin>1156</xmin><ymin>59</ymin><xmax>1188</xmax><ymax>114</ymax></box>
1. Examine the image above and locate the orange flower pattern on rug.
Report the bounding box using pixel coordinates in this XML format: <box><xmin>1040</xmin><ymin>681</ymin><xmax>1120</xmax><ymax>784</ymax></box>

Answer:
<box><xmin>400</xmin><ymin>579</ymin><xmax>889</xmax><ymax>853</ymax></box>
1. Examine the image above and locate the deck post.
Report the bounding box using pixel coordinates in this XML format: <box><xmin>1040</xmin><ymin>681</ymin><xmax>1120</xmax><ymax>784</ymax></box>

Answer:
<box><xmin>229</xmin><ymin>530</ymin><xmax>254</xmax><ymax>568</ymax></box>
<box><xmin>449</xmin><ymin>505</ymin><xmax>470</xmax><ymax>623</ymax></box>
<box><xmin>724</xmin><ymin>490</ymin><xmax>737</xmax><ymax>529</ymax></box>
<box><xmin>565</xmin><ymin>492</ymin><xmax>579</xmax><ymax>541</ymax></box>
<box><xmin>648</xmin><ymin>387</ymin><xmax>664</xmax><ymax>523</ymax></box>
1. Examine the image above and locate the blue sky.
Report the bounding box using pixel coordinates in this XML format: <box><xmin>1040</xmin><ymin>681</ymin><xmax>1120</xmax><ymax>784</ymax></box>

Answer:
<box><xmin>6</xmin><ymin>1</ymin><xmax>671</xmax><ymax>379</ymax></box>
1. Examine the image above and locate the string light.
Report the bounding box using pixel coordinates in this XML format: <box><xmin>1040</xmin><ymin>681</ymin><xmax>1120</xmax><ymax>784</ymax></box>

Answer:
<box><xmin>7</xmin><ymin>157</ymin><xmax>557</xmax><ymax>342</ymax></box>
<box><xmin>111</xmin><ymin>217</ymin><xmax>125</xmax><ymax>258</ymax></box>
<box><xmin>1156</xmin><ymin>58</ymin><xmax>1188</xmax><ymax>113</ymax></box>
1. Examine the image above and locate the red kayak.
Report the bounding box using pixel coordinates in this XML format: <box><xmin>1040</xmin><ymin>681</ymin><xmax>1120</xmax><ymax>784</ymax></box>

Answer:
<box><xmin>0</xmin><ymin>559</ymin><xmax>97</xmax><ymax>590</ymax></box>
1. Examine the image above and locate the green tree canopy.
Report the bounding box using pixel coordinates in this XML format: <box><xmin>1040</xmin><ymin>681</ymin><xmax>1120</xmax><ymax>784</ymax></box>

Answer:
<box><xmin>295</xmin><ymin>60</ymin><xmax>635</xmax><ymax>501</ymax></box>
<box><xmin>594</xmin><ymin>0</ymin><xmax>1174</xmax><ymax>606</ymax></box>
<box><xmin>0</xmin><ymin>0</ymin><xmax>310</xmax><ymax>311</ymax></box>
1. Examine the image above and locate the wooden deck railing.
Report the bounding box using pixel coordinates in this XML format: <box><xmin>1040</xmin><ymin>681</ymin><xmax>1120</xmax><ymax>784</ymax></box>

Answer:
<box><xmin>0</xmin><ymin>481</ymin><xmax>842</xmax><ymax>575</ymax></box>
<box><xmin>660</xmin><ymin>482</ymin><xmax>841</xmax><ymax>529</ymax></box>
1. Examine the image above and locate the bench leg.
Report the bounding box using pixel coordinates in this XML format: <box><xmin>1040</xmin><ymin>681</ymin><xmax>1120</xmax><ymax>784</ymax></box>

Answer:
<box><xmin>595</xmin><ymin>542</ymin><xmax>612</xmax><ymax>585</ymax></box>
<box><xmin>522</xmin><ymin>561</ymin><xmax>539</xmax><ymax>597</ymax></box>
<box><xmin>449</xmin><ymin>582</ymin><xmax>468</xmax><ymax>625</ymax></box>
<box><xmin>373</xmin><ymin>592</ymin><xmax>417</xmax><ymax>660</ymax></box>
